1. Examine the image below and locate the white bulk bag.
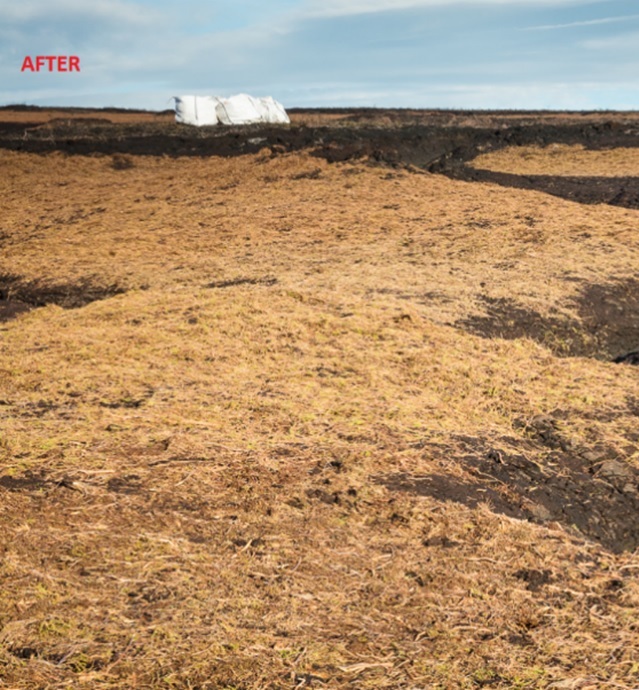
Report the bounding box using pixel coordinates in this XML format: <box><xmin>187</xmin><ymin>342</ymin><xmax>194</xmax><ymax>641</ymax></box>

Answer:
<box><xmin>215</xmin><ymin>94</ymin><xmax>263</xmax><ymax>125</ymax></box>
<box><xmin>257</xmin><ymin>96</ymin><xmax>290</xmax><ymax>124</ymax></box>
<box><xmin>173</xmin><ymin>95</ymin><xmax>218</xmax><ymax>126</ymax></box>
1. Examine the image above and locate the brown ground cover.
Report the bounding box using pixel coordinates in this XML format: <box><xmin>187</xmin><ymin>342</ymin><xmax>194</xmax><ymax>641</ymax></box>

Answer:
<box><xmin>1</xmin><ymin>109</ymin><xmax>639</xmax><ymax>689</ymax></box>
<box><xmin>8</xmin><ymin>105</ymin><xmax>639</xmax><ymax>128</ymax></box>
<box><xmin>0</xmin><ymin>107</ymin><xmax>175</xmax><ymax>125</ymax></box>
<box><xmin>471</xmin><ymin>144</ymin><xmax>639</xmax><ymax>177</ymax></box>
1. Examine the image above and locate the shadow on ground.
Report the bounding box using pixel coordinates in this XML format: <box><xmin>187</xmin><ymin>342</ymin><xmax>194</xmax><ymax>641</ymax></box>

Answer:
<box><xmin>456</xmin><ymin>278</ymin><xmax>639</xmax><ymax>362</ymax></box>
<box><xmin>379</xmin><ymin>415</ymin><xmax>639</xmax><ymax>553</ymax></box>
<box><xmin>0</xmin><ymin>274</ymin><xmax>126</xmax><ymax>322</ymax></box>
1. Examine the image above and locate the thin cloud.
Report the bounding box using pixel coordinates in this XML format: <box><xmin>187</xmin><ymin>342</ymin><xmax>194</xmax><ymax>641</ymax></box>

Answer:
<box><xmin>0</xmin><ymin>0</ymin><xmax>160</xmax><ymax>25</ymax></box>
<box><xmin>526</xmin><ymin>13</ymin><xmax>639</xmax><ymax>30</ymax></box>
<box><xmin>304</xmin><ymin>0</ymin><xmax>606</xmax><ymax>19</ymax></box>
<box><xmin>581</xmin><ymin>29</ymin><xmax>639</xmax><ymax>49</ymax></box>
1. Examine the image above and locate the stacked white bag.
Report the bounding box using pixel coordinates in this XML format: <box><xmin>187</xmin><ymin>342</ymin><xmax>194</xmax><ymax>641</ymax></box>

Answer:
<box><xmin>173</xmin><ymin>95</ymin><xmax>219</xmax><ymax>126</ymax></box>
<box><xmin>255</xmin><ymin>96</ymin><xmax>290</xmax><ymax>124</ymax></box>
<box><xmin>215</xmin><ymin>94</ymin><xmax>263</xmax><ymax>125</ymax></box>
<box><xmin>173</xmin><ymin>94</ymin><xmax>289</xmax><ymax>126</ymax></box>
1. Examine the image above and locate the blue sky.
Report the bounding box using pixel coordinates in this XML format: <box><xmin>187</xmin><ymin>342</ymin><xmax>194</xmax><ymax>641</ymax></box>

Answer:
<box><xmin>1</xmin><ymin>0</ymin><xmax>638</xmax><ymax>110</ymax></box>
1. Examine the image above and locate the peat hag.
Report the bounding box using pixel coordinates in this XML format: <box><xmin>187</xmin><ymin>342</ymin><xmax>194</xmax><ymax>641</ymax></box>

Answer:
<box><xmin>2</xmin><ymin>109</ymin><xmax>639</xmax><ymax>209</ymax></box>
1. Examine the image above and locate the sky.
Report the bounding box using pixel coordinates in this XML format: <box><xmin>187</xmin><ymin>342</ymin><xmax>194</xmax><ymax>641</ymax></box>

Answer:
<box><xmin>1</xmin><ymin>0</ymin><xmax>638</xmax><ymax>110</ymax></box>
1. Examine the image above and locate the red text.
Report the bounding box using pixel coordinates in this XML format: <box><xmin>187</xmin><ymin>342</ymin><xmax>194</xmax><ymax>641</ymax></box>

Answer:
<box><xmin>21</xmin><ymin>56</ymin><xmax>81</xmax><ymax>72</ymax></box>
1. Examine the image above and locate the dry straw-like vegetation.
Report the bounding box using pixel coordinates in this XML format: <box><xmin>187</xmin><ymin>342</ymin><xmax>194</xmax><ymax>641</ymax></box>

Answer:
<box><xmin>1</xmin><ymin>134</ymin><xmax>639</xmax><ymax>689</ymax></box>
<box><xmin>471</xmin><ymin>143</ymin><xmax>639</xmax><ymax>177</ymax></box>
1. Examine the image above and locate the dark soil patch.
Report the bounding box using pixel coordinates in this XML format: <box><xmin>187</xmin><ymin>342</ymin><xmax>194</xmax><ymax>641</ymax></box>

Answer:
<box><xmin>448</xmin><ymin>167</ymin><xmax>639</xmax><ymax>211</ymax></box>
<box><xmin>457</xmin><ymin>278</ymin><xmax>639</xmax><ymax>361</ymax></box>
<box><xmin>0</xmin><ymin>471</ymin><xmax>49</xmax><ymax>492</ymax></box>
<box><xmin>3</xmin><ymin>109</ymin><xmax>639</xmax><ymax>209</ymax></box>
<box><xmin>205</xmin><ymin>276</ymin><xmax>277</xmax><ymax>289</ymax></box>
<box><xmin>615</xmin><ymin>350</ymin><xmax>639</xmax><ymax>365</ymax></box>
<box><xmin>0</xmin><ymin>274</ymin><xmax>126</xmax><ymax>321</ymax></box>
<box><xmin>379</xmin><ymin>432</ymin><xmax>639</xmax><ymax>552</ymax></box>
<box><xmin>513</xmin><ymin>568</ymin><xmax>553</xmax><ymax>591</ymax></box>
<box><xmin>0</xmin><ymin>299</ymin><xmax>32</xmax><ymax>323</ymax></box>
<box><xmin>577</xmin><ymin>280</ymin><xmax>639</xmax><ymax>360</ymax></box>
<box><xmin>386</xmin><ymin>472</ymin><xmax>518</xmax><ymax>515</ymax></box>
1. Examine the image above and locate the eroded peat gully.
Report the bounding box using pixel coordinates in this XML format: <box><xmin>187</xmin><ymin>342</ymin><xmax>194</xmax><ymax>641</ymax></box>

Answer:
<box><xmin>2</xmin><ymin>108</ymin><xmax>639</xmax><ymax>209</ymax></box>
